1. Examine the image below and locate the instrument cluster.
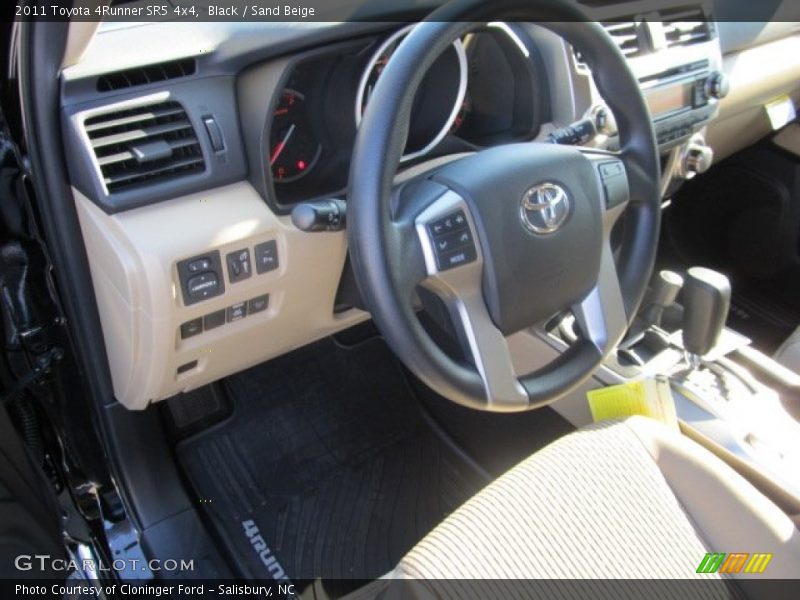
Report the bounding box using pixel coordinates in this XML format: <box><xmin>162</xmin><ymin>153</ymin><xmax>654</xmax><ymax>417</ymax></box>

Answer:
<box><xmin>265</xmin><ymin>23</ymin><xmax>549</xmax><ymax>207</ymax></box>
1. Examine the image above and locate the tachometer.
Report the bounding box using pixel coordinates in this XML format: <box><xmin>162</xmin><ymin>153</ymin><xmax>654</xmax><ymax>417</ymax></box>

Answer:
<box><xmin>269</xmin><ymin>89</ymin><xmax>322</xmax><ymax>184</ymax></box>
<box><xmin>356</xmin><ymin>25</ymin><xmax>467</xmax><ymax>162</ymax></box>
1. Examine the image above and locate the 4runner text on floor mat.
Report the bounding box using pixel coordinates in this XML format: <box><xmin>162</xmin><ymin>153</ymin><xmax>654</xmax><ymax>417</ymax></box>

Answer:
<box><xmin>242</xmin><ymin>519</ymin><xmax>291</xmax><ymax>582</ymax></box>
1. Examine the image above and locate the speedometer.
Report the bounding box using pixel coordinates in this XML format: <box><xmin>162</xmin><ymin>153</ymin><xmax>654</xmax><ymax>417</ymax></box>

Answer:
<box><xmin>356</xmin><ymin>25</ymin><xmax>468</xmax><ymax>162</ymax></box>
<box><xmin>269</xmin><ymin>89</ymin><xmax>322</xmax><ymax>184</ymax></box>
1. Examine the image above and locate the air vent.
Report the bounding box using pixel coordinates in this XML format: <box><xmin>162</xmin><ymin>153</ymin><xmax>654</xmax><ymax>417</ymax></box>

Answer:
<box><xmin>602</xmin><ymin>20</ymin><xmax>646</xmax><ymax>58</ymax></box>
<box><xmin>97</xmin><ymin>59</ymin><xmax>196</xmax><ymax>92</ymax></box>
<box><xmin>661</xmin><ymin>6</ymin><xmax>712</xmax><ymax>48</ymax></box>
<box><xmin>575</xmin><ymin>20</ymin><xmax>645</xmax><ymax>66</ymax></box>
<box><xmin>84</xmin><ymin>101</ymin><xmax>205</xmax><ymax>194</ymax></box>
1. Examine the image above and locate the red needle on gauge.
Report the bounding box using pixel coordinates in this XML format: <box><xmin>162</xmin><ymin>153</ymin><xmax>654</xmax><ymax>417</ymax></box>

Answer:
<box><xmin>270</xmin><ymin>123</ymin><xmax>296</xmax><ymax>166</ymax></box>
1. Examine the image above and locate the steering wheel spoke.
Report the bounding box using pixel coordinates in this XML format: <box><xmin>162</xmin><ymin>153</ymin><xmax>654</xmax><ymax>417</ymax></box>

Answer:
<box><xmin>442</xmin><ymin>287</ymin><xmax>530</xmax><ymax>409</ymax></box>
<box><xmin>572</xmin><ymin>237</ymin><xmax>628</xmax><ymax>352</ymax></box>
<box><xmin>387</xmin><ymin>218</ymin><xmax>430</xmax><ymax>301</ymax></box>
<box><xmin>572</xmin><ymin>153</ymin><xmax>631</xmax><ymax>352</ymax></box>
<box><xmin>414</xmin><ymin>189</ymin><xmax>529</xmax><ymax>409</ymax></box>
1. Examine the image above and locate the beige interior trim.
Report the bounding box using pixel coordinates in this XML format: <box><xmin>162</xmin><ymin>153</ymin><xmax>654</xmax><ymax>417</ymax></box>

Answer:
<box><xmin>625</xmin><ymin>417</ymin><xmax>800</xmax><ymax>585</ymax></box>
<box><xmin>62</xmin><ymin>21</ymin><xmax>103</xmax><ymax>69</ymax></box>
<box><xmin>680</xmin><ymin>422</ymin><xmax>800</xmax><ymax>524</ymax></box>
<box><xmin>706</xmin><ymin>34</ymin><xmax>800</xmax><ymax>162</ymax></box>
<box><xmin>73</xmin><ymin>183</ymin><xmax>368</xmax><ymax>410</ymax></box>
<box><xmin>773</xmin><ymin>123</ymin><xmax>800</xmax><ymax>159</ymax></box>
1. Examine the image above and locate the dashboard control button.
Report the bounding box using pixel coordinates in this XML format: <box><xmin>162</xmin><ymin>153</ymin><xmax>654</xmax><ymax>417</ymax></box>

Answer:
<box><xmin>255</xmin><ymin>240</ymin><xmax>279</xmax><ymax>274</ymax></box>
<box><xmin>187</xmin><ymin>272</ymin><xmax>220</xmax><ymax>301</ymax></box>
<box><xmin>180</xmin><ymin>318</ymin><xmax>203</xmax><ymax>339</ymax></box>
<box><xmin>248</xmin><ymin>295</ymin><xmax>269</xmax><ymax>314</ymax></box>
<box><xmin>178</xmin><ymin>251</ymin><xmax>225</xmax><ymax>306</ymax></box>
<box><xmin>203</xmin><ymin>310</ymin><xmax>226</xmax><ymax>330</ymax></box>
<box><xmin>227</xmin><ymin>302</ymin><xmax>247</xmax><ymax>323</ymax></box>
<box><xmin>187</xmin><ymin>257</ymin><xmax>212</xmax><ymax>273</ymax></box>
<box><xmin>203</xmin><ymin>115</ymin><xmax>225</xmax><ymax>152</ymax></box>
<box><xmin>705</xmin><ymin>71</ymin><xmax>730</xmax><ymax>100</ymax></box>
<box><xmin>226</xmin><ymin>248</ymin><xmax>252</xmax><ymax>283</ymax></box>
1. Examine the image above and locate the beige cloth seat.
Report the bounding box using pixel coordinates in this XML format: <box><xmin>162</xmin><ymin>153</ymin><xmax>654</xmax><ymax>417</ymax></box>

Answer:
<box><xmin>775</xmin><ymin>327</ymin><xmax>800</xmax><ymax>374</ymax></box>
<box><xmin>357</xmin><ymin>417</ymin><xmax>800</xmax><ymax>599</ymax></box>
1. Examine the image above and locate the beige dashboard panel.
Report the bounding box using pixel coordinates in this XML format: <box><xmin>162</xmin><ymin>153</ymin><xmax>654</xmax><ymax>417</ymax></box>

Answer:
<box><xmin>73</xmin><ymin>182</ymin><xmax>367</xmax><ymax>410</ymax></box>
<box><xmin>707</xmin><ymin>34</ymin><xmax>800</xmax><ymax>162</ymax></box>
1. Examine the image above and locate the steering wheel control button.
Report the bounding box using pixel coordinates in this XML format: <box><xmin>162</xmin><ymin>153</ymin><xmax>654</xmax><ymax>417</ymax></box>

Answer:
<box><xmin>203</xmin><ymin>309</ymin><xmax>226</xmax><ymax>331</ymax></box>
<box><xmin>227</xmin><ymin>302</ymin><xmax>248</xmax><ymax>323</ymax></box>
<box><xmin>226</xmin><ymin>248</ymin><xmax>252</xmax><ymax>283</ymax></box>
<box><xmin>180</xmin><ymin>318</ymin><xmax>203</xmax><ymax>340</ymax></box>
<box><xmin>597</xmin><ymin>161</ymin><xmax>629</xmax><ymax>210</ymax></box>
<box><xmin>435</xmin><ymin>228</ymin><xmax>473</xmax><ymax>254</ymax></box>
<box><xmin>426</xmin><ymin>210</ymin><xmax>476</xmax><ymax>271</ymax></box>
<box><xmin>255</xmin><ymin>240</ymin><xmax>279</xmax><ymax>274</ymax></box>
<box><xmin>248</xmin><ymin>295</ymin><xmax>270</xmax><ymax>314</ymax></box>
<box><xmin>428</xmin><ymin>211</ymin><xmax>467</xmax><ymax>237</ymax></box>
<box><xmin>177</xmin><ymin>251</ymin><xmax>225</xmax><ymax>306</ymax></box>
<box><xmin>438</xmin><ymin>246</ymin><xmax>478</xmax><ymax>271</ymax></box>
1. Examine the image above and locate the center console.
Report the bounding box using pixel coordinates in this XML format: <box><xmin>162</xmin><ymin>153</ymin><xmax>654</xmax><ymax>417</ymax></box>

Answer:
<box><xmin>567</xmin><ymin>2</ymin><xmax>728</xmax><ymax>185</ymax></box>
<box><xmin>551</xmin><ymin>265</ymin><xmax>800</xmax><ymax>515</ymax></box>
<box><xmin>628</xmin><ymin>269</ymin><xmax>800</xmax><ymax>513</ymax></box>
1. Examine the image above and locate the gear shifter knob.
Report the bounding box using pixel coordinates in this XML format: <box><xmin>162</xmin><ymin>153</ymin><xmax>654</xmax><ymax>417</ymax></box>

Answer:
<box><xmin>682</xmin><ymin>267</ymin><xmax>731</xmax><ymax>361</ymax></box>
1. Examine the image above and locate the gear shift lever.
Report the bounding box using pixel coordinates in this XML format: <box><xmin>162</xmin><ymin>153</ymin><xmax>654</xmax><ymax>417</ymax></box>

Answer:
<box><xmin>682</xmin><ymin>267</ymin><xmax>731</xmax><ymax>368</ymax></box>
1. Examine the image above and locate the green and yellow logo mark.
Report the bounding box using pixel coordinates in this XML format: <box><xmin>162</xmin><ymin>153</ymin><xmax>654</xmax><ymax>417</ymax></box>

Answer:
<box><xmin>697</xmin><ymin>552</ymin><xmax>773</xmax><ymax>574</ymax></box>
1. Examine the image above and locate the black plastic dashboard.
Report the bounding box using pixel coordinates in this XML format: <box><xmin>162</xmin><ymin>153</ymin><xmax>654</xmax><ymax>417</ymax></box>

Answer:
<box><xmin>61</xmin><ymin>21</ymin><xmax>550</xmax><ymax>214</ymax></box>
<box><xmin>59</xmin><ymin>0</ymin><xmax>800</xmax><ymax>217</ymax></box>
<box><xmin>246</xmin><ymin>23</ymin><xmax>550</xmax><ymax>210</ymax></box>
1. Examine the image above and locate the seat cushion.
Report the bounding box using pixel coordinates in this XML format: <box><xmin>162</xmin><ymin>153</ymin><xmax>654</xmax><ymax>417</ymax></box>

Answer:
<box><xmin>380</xmin><ymin>417</ymin><xmax>800</xmax><ymax>594</ymax></box>
<box><xmin>775</xmin><ymin>327</ymin><xmax>800</xmax><ymax>374</ymax></box>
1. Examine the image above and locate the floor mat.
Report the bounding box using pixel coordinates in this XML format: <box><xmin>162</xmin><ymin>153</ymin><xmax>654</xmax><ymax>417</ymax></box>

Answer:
<box><xmin>177</xmin><ymin>337</ymin><xmax>488</xmax><ymax>592</ymax></box>
<box><xmin>727</xmin><ymin>283</ymin><xmax>799</xmax><ymax>355</ymax></box>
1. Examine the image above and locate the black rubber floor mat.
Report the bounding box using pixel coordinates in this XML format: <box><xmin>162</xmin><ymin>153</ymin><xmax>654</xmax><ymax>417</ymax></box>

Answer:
<box><xmin>728</xmin><ymin>283</ymin><xmax>799</xmax><ymax>355</ymax></box>
<box><xmin>177</xmin><ymin>337</ymin><xmax>488</xmax><ymax>593</ymax></box>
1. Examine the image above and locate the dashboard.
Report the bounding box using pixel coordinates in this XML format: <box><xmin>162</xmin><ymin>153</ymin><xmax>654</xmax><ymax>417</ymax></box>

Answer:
<box><xmin>259</xmin><ymin>23</ymin><xmax>548</xmax><ymax>207</ymax></box>
<box><xmin>58</xmin><ymin>1</ymin><xmax>800</xmax><ymax>409</ymax></box>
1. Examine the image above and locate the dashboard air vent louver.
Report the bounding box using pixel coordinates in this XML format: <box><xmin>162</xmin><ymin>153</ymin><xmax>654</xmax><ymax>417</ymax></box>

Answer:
<box><xmin>661</xmin><ymin>6</ymin><xmax>712</xmax><ymax>48</ymax></box>
<box><xmin>96</xmin><ymin>59</ymin><xmax>196</xmax><ymax>92</ymax></box>
<box><xmin>602</xmin><ymin>20</ymin><xmax>645</xmax><ymax>58</ymax></box>
<box><xmin>84</xmin><ymin>101</ymin><xmax>205</xmax><ymax>194</ymax></box>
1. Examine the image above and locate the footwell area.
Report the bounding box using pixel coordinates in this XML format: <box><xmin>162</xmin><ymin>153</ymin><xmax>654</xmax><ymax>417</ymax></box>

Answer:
<box><xmin>727</xmin><ymin>283</ymin><xmax>799</xmax><ymax>355</ymax></box>
<box><xmin>177</xmin><ymin>337</ymin><xmax>488</xmax><ymax>591</ymax></box>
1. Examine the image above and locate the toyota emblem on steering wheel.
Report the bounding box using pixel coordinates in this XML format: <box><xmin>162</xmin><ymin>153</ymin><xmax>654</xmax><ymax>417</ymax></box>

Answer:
<box><xmin>520</xmin><ymin>183</ymin><xmax>571</xmax><ymax>235</ymax></box>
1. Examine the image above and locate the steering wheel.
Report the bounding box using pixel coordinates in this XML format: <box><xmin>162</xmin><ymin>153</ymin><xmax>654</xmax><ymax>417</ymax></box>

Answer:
<box><xmin>347</xmin><ymin>0</ymin><xmax>661</xmax><ymax>412</ymax></box>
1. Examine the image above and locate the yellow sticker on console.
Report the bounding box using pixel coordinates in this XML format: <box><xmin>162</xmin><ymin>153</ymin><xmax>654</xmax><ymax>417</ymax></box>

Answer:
<box><xmin>587</xmin><ymin>377</ymin><xmax>678</xmax><ymax>429</ymax></box>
